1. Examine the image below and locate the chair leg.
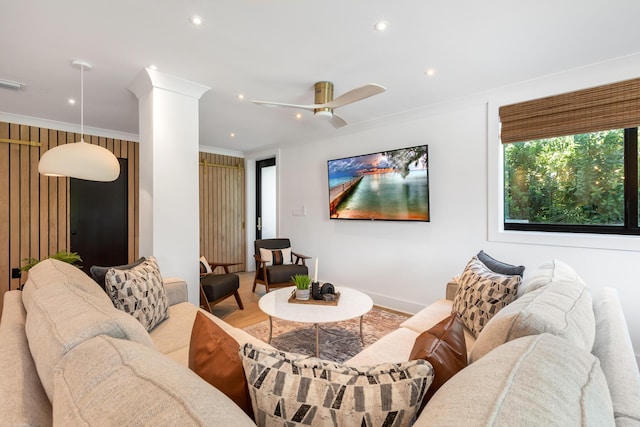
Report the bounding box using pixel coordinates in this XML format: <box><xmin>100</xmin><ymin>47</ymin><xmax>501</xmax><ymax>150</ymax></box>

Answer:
<box><xmin>233</xmin><ymin>290</ymin><xmax>244</xmax><ymax>310</ymax></box>
<box><xmin>199</xmin><ymin>285</ymin><xmax>213</xmax><ymax>313</ymax></box>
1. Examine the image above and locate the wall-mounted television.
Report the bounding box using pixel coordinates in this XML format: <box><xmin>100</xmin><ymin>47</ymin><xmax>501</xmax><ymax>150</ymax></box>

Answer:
<box><xmin>327</xmin><ymin>144</ymin><xmax>429</xmax><ymax>221</ymax></box>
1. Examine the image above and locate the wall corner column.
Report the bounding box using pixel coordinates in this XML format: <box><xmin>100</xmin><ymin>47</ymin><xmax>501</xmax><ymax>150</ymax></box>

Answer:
<box><xmin>129</xmin><ymin>68</ymin><xmax>210</xmax><ymax>305</ymax></box>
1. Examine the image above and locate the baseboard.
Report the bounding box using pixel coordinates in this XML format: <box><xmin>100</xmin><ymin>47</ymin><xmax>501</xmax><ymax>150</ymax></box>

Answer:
<box><xmin>363</xmin><ymin>290</ymin><xmax>427</xmax><ymax>315</ymax></box>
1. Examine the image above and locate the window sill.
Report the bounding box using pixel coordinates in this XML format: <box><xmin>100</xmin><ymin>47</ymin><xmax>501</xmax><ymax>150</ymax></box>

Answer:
<box><xmin>489</xmin><ymin>227</ymin><xmax>640</xmax><ymax>252</ymax></box>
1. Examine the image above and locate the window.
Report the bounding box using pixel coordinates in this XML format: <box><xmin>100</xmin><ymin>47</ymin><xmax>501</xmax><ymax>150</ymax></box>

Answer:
<box><xmin>503</xmin><ymin>128</ymin><xmax>639</xmax><ymax>234</ymax></box>
<box><xmin>499</xmin><ymin>77</ymin><xmax>640</xmax><ymax>236</ymax></box>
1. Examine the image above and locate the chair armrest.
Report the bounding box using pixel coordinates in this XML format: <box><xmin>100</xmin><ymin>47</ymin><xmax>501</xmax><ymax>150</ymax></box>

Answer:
<box><xmin>208</xmin><ymin>261</ymin><xmax>241</xmax><ymax>274</ymax></box>
<box><xmin>292</xmin><ymin>252</ymin><xmax>311</xmax><ymax>265</ymax></box>
<box><xmin>163</xmin><ymin>277</ymin><xmax>188</xmax><ymax>306</ymax></box>
<box><xmin>446</xmin><ymin>275</ymin><xmax>460</xmax><ymax>301</ymax></box>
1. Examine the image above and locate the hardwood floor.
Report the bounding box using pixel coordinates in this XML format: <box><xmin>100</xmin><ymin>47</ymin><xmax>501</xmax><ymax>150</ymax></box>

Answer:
<box><xmin>209</xmin><ymin>271</ymin><xmax>269</xmax><ymax>329</ymax></box>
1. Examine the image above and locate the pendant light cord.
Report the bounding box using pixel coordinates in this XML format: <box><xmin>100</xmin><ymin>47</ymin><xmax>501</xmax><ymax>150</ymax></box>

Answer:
<box><xmin>80</xmin><ymin>64</ymin><xmax>84</xmax><ymax>142</ymax></box>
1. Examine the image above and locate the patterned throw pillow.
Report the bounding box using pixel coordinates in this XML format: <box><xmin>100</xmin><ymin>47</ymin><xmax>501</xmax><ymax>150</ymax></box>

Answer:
<box><xmin>240</xmin><ymin>343</ymin><xmax>433</xmax><ymax>427</ymax></box>
<box><xmin>105</xmin><ymin>256</ymin><xmax>169</xmax><ymax>331</ymax></box>
<box><xmin>452</xmin><ymin>256</ymin><xmax>520</xmax><ymax>337</ymax></box>
<box><xmin>259</xmin><ymin>247</ymin><xmax>292</xmax><ymax>266</ymax></box>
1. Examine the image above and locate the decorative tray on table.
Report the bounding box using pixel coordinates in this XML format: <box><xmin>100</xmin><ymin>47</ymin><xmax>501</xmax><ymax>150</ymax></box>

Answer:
<box><xmin>287</xmin><ymin>291</ymin><xmax>341</xmax><ymax>306</ymax></box>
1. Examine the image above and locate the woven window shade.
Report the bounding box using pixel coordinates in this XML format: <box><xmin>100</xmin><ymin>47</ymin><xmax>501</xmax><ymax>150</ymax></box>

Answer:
<box><xmin>499</xmin><ymin>78</ymin><xmax>640</xmax><ymax>144</ymax></box>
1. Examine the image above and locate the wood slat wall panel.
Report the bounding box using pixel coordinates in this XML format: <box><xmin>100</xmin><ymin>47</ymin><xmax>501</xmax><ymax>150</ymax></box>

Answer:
<box><xmin>0</xmin><ymin>121</ymin><xmax>139</xmax><ymax>317</ymax></box>
<box><xmin>0</xmin><ymin>123</ymin><xmax>9</xmax><ymax>316</ymax></box>
<box><xmin>0</xmin><ymin>119</ymin><xmax>246</xmax><ymax>317</ymax></box>
<box><xmin>199</xmin><ymin>153</ymin><xmax>246</xmax><ymax>273</ymax></box>
<box><xmin>9</xmin><ymin>123</ymin><xmax>20</xmax><ymax>299</ymax></box>
<box><xmin>39</xmin><ymin>130</ymin><xmax>49</xmax><ymax>260</ymax></box>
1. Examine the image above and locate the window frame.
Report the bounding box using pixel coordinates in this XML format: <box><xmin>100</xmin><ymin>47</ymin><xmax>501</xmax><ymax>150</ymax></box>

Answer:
<box><xmin>488</xmin><ymin>98</ymin><xmax>640</xmax><ymax>253</ymax></box>
<box><xmin>503</xmin><ymin>127</ymin><xmax>639</xmax><ymax>235</ymax></box>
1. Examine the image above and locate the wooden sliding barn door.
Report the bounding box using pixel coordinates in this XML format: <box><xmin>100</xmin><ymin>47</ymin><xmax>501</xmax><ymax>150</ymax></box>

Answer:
<box><xmin>199</xmin><ymin>153</ymin><xmax>246</xmax><ymax>273</ymax></box>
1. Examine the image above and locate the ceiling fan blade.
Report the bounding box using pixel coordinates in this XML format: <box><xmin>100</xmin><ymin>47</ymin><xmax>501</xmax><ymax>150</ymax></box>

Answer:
<box><xmin>324</xmin><ymin>83</ymin><xmax>386</xmax><ymax>109</ymax></box>
<box><xmin>329</xmin><ymin>114</ymin><xmax>348</xmax><ymax>128</ymax></box>
<box><xmin>251</xmin><ymin>100</ymin><xmax>316</xmax><ymax>111</ymax></box>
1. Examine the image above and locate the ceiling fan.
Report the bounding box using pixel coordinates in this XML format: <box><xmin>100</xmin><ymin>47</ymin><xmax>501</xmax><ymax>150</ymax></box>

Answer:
<box><xmin>251</xmin><ymin>81</ymin><xmax>386</xmax><ymax>128</ymax></box>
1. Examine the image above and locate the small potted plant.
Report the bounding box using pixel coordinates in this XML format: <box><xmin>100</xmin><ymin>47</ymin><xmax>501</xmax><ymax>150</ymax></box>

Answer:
<box><xmin>291</xmin><ymin>274</ymin><xmax>311</xmax><ymax>300</ymax></box>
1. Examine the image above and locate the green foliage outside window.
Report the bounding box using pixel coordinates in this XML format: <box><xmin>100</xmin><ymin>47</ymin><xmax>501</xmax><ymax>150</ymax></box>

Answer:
<box><xmin>504</xmin><ymin>129</ymin><xmax>625</xmax><ymax>226</ymax></box>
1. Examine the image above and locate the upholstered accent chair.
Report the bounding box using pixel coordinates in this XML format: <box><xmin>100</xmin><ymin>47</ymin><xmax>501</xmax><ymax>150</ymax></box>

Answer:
<box><xmin>199</xmin><ymin>258</ymin><xmax>244</xmax><ymax>312</ymax></box>
<box><xmin>253</xmin><ymin>238</ymin><xmax>310</xmax><ymax>293</ymax></box>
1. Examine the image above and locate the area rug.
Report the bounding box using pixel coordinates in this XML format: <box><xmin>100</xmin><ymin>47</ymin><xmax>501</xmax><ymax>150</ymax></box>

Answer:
<box><xmin>243</xmin><ymin>307</ymin><xmax>410</xmax><ymax>363</ymax></box>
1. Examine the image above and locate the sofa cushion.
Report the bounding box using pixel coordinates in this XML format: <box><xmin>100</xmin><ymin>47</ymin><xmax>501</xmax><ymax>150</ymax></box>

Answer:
<box><xmin>53</xmin><ymin>335</ymin><xmax>255</xmax><ymax>426</ymax></box>
<box><xmin>409</xmin><ymin>313</ymin><xmax>467</xmax><ymax>409</ymax></box>
<box><xmin>90</xmin><ymin>257</ymin><xmax>146</xmax><ymax>291</ymax></box>
<box><xmin>25</xmin><ymin>280</ymin><xmax>154</xmax><ymax>401</ymax></box>
<box><xmin>517</xmin><ymin>258</ymin><xmax>583</xmax><ymax>297</ymax></box>
<box><xmin>22</xmin><ymin>258</ymin><xmax>110</xmax><ymax>310</ymax></box>
<box><xmin>477</xmin><ymin>250</ymin><xmax>525</xmax><ymax>277</ymax></box>
<box><xmin>345</xmin><ymin>327</ymin><xmax>421</xmax><ymax>366</ymax></box>
<box><xmin>591</xmin><ymin>288</ymin><xmax>640</xmax><ymax>425</ymax></box>
<box><xmin>189</xmin><ymin>311</ymin><xmax>253</xmax><ymax>419</ymax></box>
<box><xmin>416</xmin><ymin>334</ymin><xmax>614</xmax><ymax>427</ymax></box>
<box><xmin>150</xmin><ymin>302</ymin><xmax>273</xmax><ymax>365</ymax></box>
<box><xmin>0</xmin><ymin>291</ymin><xmax>52</xmax><ymax>426</ymax></box>
<box><xmin>105</xmin><ymin>256</ymin><xmax>169</xmax><ymax>332</ymax></box>
<box><xmin>240</xmin><ymin>343</ymin><xmax>433</xmax><ymax>427</ymax></box>
<box><xmin>470</xmin><ymin>259</ymin><xmax>595</xmax><ymax>362</ymax></box>
<box><xmin>451</xmin><ymin>256</ymin><xmax>520</xmax><ymax>337</ymax></box>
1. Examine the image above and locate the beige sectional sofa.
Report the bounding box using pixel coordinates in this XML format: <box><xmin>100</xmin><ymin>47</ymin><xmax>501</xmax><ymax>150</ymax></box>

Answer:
<box><xmin>1</xmin><ymin>258</ymin><xmax>639</xmax><ymax>426</ymax></box>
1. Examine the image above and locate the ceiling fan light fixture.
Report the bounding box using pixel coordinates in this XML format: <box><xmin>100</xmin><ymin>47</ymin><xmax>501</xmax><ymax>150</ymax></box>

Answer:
<box><xmin>38</xmin><ymin>59</ymin><xmax>120</xmax><ymax>182</ymax></box>
<box><xmin>314</xmin><ymin>109</ymin><xmax>333</xmax><ymax>119</ymax></box>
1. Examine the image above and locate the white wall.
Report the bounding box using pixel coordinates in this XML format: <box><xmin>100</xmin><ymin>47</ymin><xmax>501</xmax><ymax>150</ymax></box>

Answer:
<box><xmin>272</xmin><ymin>55</ymin><xmax>640</xmax><ymax>363</ymax></box>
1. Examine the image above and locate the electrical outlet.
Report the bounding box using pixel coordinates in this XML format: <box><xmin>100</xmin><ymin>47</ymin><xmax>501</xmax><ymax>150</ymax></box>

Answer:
<box><xmin>11</xmin><ymin>268</ymin><xmax>21</xmax><ymax>279</ymax></box>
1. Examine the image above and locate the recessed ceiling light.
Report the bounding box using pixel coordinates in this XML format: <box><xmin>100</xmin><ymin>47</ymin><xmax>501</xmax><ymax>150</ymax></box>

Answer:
<box><xmin>237</xmin><ymin>94</ymin><xmax>244</xmax><ymax>100</ymax></box>
<box><xmin>148</xmin><ymin>64</ymin><xmax>158</xmax><ymax>70</ymax></box>
<box><xmin>295</xmin><ymin>113</ymin><xmax>302</xmax><ymax>119</ymax></box>
<box><xmin>374</xmin><ymin>20</ymin><xmax>388</xmax><ymax>32</ymax></box>
<box><xmin>68</xmin><ymin>98</ymin><xmax>76</xmax><ymax>105</ymax></box>
<box><xmin>230</xmin><ymin>132</ymin><xmax>235</xmax><ymax>138</ymax></box>
<box><xmin>190</xmin><ymin>15</ymin><xmax>203</xmax><ymax>26</ymax></box>
<box><xmin>424</xmin><ymin>68</ymin><xmax>437</xmax><ymax>77</ymax></box>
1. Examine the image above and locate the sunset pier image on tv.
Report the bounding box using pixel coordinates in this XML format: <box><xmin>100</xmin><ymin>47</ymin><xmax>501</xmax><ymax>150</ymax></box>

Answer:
<box><xmin>327</xmin><ymin>145</ymin><xmax>429</xmax><ymax>221</ymax></box>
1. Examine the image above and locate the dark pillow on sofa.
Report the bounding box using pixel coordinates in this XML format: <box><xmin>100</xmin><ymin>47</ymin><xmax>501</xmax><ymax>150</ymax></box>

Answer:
<box><xmin>477</xmin><ymin>250</ymin><xmax>525</xmax><ymax>277</ymax></box>
<box><xmin>90</xmin><ymin>257</ymin><xmax>146</xmax><ymax>291</ymax></box>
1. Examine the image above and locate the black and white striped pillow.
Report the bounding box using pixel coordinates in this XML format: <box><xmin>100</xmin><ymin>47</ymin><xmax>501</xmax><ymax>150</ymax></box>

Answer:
<box><xmin>240</xmin><ymin>343</ymin><xmax>433</xmax><ymax>426</ymax></box>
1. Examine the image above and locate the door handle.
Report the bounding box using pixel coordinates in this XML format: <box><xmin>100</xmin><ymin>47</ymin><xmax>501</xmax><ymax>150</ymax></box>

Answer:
<box><xmin>257</xmin><ymin>217</ymin><xmax>262</xmax><ymax>231</ymax></box>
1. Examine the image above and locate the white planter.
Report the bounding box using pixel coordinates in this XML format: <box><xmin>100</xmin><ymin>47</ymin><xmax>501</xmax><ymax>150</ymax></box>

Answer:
<box><xmin>295</xmin><ymin>288</ymin><xmax>310</xmax><ymax>301</ymax></box>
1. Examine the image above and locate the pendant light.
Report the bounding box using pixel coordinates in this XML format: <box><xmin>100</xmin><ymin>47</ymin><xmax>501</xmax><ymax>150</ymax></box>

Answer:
<box><xmin>38</xmin><ymin>60</ymin><xmax>120</xmax><ymax>182</ymax></box>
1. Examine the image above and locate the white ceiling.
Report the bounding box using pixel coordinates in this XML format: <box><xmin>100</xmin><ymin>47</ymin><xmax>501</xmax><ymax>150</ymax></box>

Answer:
<box><xmin>2</xmin><ymin>0</ymin><xmax>640</xmax><ymax>154</ymax></box>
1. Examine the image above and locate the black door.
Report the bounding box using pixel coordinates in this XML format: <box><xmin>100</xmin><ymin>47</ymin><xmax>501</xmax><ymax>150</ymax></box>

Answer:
<box><xmin>256</xmin><ymin>157</ymin><xmax>276</xmax><ymax>240</ymax></box>
<box><xmin>70</xmin><ymin>158</ymin><xmax>128</xmax><ymax>275</ymax></box>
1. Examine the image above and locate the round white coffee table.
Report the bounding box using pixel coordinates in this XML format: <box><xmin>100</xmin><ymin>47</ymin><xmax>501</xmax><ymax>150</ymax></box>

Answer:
<box><xmin>258</xmin><ymin>286</ymin><xmax>373</xmax><ymax>357</ymax></box>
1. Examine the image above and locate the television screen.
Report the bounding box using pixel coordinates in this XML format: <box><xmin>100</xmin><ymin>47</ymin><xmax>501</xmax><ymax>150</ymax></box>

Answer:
<box><xmin>327</xmin><ymin>144</ymin><xmax>429</xmax><ymax>221</ymax></box>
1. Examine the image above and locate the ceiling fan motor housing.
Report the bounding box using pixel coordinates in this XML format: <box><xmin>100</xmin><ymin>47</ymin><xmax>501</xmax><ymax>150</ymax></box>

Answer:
<box><xmin>314</xmin><ymin>81</ymin><xmax>334</xmax><ymax>117</ymax></box>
